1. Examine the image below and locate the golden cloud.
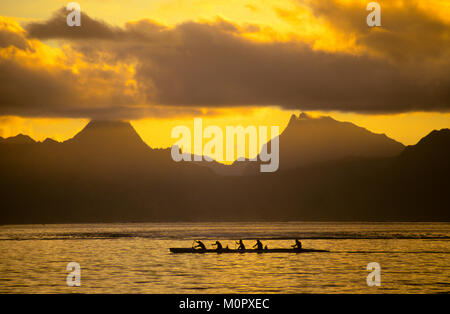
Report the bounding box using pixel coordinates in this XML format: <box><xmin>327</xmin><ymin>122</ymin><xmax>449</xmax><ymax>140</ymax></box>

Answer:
<box><xmin>0</xmin><ymin>2</ymin><xmax>448</xmax><ymax>119</ymax></box>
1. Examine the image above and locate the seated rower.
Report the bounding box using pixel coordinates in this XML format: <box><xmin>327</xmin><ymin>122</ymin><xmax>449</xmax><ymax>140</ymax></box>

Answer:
<box><xmin>194</xmin><ymin>240</ymin><xmax>207</xmax><ymax>250</ymax></box>
<box><xmin>292</xmin><ymin>239</ymin><xmax>302</xmax><ymax>250</ymax></box>
<box><xmin>236</xmin><ymin>239</ymin><xmax>246</xmax><ymax>250</ymax></box>
<box><xmin>212</xmin><ymin>240</ymin><xmax>223</xmax><ymax>251</ymax></box>
<box><xmin>253</xmin><ymin>239</ymin><xmax>264</xmax><ymax>251</ymax></box>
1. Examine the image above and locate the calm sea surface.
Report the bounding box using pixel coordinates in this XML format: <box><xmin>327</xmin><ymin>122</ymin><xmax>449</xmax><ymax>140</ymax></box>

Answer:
<box><xmin>0</xmin><ymin>222</ymin><xmax>448</xmax><ymax>293</ymax></box>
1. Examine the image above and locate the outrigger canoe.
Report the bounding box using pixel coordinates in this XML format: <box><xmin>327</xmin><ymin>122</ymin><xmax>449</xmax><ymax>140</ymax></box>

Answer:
<box><xmin>170</xmin><ymin>248</ymin><xmax>329</xmax><ymax>254</ymax></box>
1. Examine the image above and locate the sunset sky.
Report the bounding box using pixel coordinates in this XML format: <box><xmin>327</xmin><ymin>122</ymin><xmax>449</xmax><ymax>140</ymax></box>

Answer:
<box><xmin>0</xmin><ymin>0</ymin><xmax>449</xmax><ymax>152</ymax></box>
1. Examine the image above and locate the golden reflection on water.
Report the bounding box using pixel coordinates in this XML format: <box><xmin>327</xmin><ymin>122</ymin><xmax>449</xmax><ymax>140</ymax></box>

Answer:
<box><xmin>0</xmin><ymin>223</ymin><xmax>449</xmax><ymax>293</ymax></box>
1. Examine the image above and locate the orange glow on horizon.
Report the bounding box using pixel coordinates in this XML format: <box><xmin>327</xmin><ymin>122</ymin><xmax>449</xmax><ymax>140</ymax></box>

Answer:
<box><xmin>0</xmin><ymin>0</ymin><xmax>449</xmax><ymax>160</ymax></box>
<box><xmin>1</xmin><ymin>110</ymin><xmax>449</xmax><ymax>163</ymax></box>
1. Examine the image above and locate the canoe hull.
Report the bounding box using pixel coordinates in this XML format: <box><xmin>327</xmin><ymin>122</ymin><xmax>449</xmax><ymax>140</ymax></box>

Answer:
<box><xmin>169</xmin><ymin>248</ymin><xmax>329</xmax><ymax>254</ymax></box>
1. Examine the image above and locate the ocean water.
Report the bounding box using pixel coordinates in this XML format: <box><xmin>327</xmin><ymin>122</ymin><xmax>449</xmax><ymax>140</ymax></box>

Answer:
<box><xmin>0</xmin><ymin>222</ymin><xmax>448</xmax><ymax>294</ymax></box>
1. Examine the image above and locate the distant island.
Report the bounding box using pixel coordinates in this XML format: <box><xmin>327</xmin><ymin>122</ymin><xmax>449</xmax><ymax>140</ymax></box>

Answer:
<box><xmin>0</xmin><ymin>114</ymin><xmax>449</xmax><ymax>223</ymax></box>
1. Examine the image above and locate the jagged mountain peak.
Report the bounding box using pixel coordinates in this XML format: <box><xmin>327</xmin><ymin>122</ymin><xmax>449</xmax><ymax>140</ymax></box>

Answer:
<box><xmin>0</xmin><ymin>134</ymin><xmax>36</xmax><ymax>144</ymax></box>
<box><xmin>41</xmin><ymin>138</ymin><xmax>59</xmax><ymax>145</ymax></box>
<box><xmin>260</xmin><ymin>114</ymin><xmax>405</xmax><ymax>170</ymax></box>
<box><xmin>400</xmin><ymin>128</ymin><xmax>450</xmax><ymax>163</ymax></box>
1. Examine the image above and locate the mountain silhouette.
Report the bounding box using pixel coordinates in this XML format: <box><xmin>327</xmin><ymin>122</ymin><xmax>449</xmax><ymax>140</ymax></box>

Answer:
<box><xmin>399</xmin><ymin>128</ymin><xmax>450</xmax><ymax>168</ymax></box>
<box><xmin>41</xmin><ymin>138</ymin><xmax>59</xmax><ymax>145</ymax></box>
<box><xmin>260</xmin><ymin>113</ymin><xmax>404</xmax><ymax>170</ymax></box>
<box><xmin>64</xmin><ymin>120</ymin><xmax>150</xmax><ymax>154</ymax></box>
<box><xmin>0</xmin><ymin>119</ymin><xmax>448</xmax><ymax>223</ymax></box>
<box><xmin>196</xmin><ymin>113</ymin><xmax>405</xmax><ymax>175</ymax></box>
<box><xmin>0</xmin><ymin>133</ymin><xmax>35</xmax><ymax>144</ymax></box>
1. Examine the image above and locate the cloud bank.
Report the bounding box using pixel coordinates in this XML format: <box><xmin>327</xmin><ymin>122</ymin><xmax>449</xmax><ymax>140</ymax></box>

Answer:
<box><xmin>0</xmin><ymin>1</ymin><xmax>449</xmax><ymax>119</ymax></box>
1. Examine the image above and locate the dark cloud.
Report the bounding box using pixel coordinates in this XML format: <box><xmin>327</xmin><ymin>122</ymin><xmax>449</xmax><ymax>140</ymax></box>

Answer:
<box><xmin>132</xmin><ymin>21</ymin><xmax>450</xmax><ymax>112</ymax></box>
<box><xmin>0</xmin><ymin>29</ymin><xmax>30</xmax><ymax>50</ymax></box>
<box><xmin>26</xmin><ymin>7</ymin><xmax>123</xmax><ymax>40</ymax></box>
<box><xmin>0</xmin><ymin>57</ymin><xmax>144</xmax><ymax>119</ymax></box>
<box><xmin>66</xmin><ymin>16</ymin><xmax>449</xmax><ymax>113</ymax></box>
<box><xmin>26</xmin><ymin>7</ymin><xmax>166</xmax><ymax>42</ymax></box>
<box><xmin>0</xmin><ymin>57</ymin><xmax>207</xmax><ymax>119</ymax></box>
<box><xmin>306</xmin><ymin>0</ymin><xmax>450</xmax><ymax>63</ymax></box>
<box><xmin>1</xmin><ymin>5</ymin><xmax>448</xmax><ymax>119</ymax></box>
<box><xmin>0</xmin><ymin>20</ymin><xmax>212</xmax><ymax>120</ymax></box>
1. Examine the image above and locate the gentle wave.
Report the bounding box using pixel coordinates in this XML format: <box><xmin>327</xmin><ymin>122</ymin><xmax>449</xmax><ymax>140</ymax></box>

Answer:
<box><xmin>1</xmin><ymin>232</ymin><xmax>449</xmax><ymax>241</ymax></box>
<box><xmin>1</xmin><ymin>222</ymin><xmax>449</xmax><ymax>293</ymax></box>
